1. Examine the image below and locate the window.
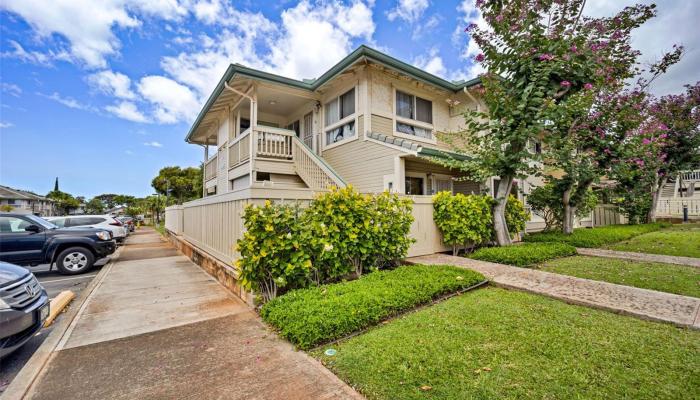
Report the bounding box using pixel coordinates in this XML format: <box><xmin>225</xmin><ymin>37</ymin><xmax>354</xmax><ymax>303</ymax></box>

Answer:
<box><xmin>7</xmin><ymin>199</ymin><xmax>16</xmax><ymax>205</ymax></box>
<box><xmin>0</xmin><ymin>216</ymin><xmax>30</xmax><ymax>233</ymax></box>
<box><xmin>51</xmin><ymin>218</ymin><xmax>66</xmax><ymax>228</ymax></box>
<box><xmin>324</xmin><ymin>88</ymin><xmax>356</xmax><ymax>146</ymax></box>
<box><xmin>405</xmin><ymin>176</ymin><xmax>425</xmax><ymax>195</ymax></box>
<box><xmin>286</xmin><ymin>120</ymin><xmax>300</xmax><ymax>137</ymax></box>
<box><xmin>239</xmin><ymin>118</ymin><xmax>250</xmax><ymax>134</ymax></box>
<box><xmin>527</xmin><ymin>138</ymin><xmax>542</xmax><ymax>154</ymax></box>
<box><xmin>395</xmin><ymin>90</ymin><xmax>433</xmax><ymax>139</ymax></box>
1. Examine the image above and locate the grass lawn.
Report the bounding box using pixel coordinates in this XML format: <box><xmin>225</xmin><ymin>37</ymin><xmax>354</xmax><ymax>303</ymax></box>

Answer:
<box><xmin>539</xmin><ymin>255</ymin><xmax>700</xmax><ymax>298</ymax></box>
<box><xmin>607</xmin><ymin>223</ymin><xmax>700</xmax><ymax>258</ymax></box>
<box><xmin>522</xmin><ymin>223</ymin><xmax>667</xmax><ymax>248</ymax></box>
<box><xmin>315</xmin><ymin>288</ymin><xmax>700</xmax><ymax>400</ymax></box>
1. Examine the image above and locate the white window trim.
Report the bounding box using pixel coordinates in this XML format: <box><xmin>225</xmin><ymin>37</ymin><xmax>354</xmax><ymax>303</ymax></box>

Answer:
<box><xmin>404</xmin><ymin>171</ymin><xmax>428</xmax><ymax>195</ymax></box>
<box><xmin>322</xmin><ymin>85</ymin><xmax>359</xmax><ymax>151</ymax></box>
<box><xmin>392</xmin><ymin>88</ymin><xmax>437</xmax><ymax>145</ymax></box>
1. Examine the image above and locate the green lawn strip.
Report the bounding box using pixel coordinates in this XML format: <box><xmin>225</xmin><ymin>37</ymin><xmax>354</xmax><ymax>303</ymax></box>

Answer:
<box><xmin>468</xmin><ymin>242</ymin><xmax>577</xmax><ymax>267</ymax></box>
<box><xmin>607</xmin><ymin>223</ymin><xmax>700</xmax><ymax>258</ymax></box>
<box><xmin>260</xmin><ymin>265</ymin><xmax>485</xmax><ymax>350</ymax></box>
<box><xmin>539</xmin><ymin>255</ymin><xmax>700</xmax><ymax>298</ymax></box>
<box><xmin>314</xmin><ymin>287</ymin><xmax>700</xmax><ymax>400</ymax></box>
<box><xmin>522</xmin><ymin>223</ymin><xmax>668</xmax><ymax>248</ymax></box>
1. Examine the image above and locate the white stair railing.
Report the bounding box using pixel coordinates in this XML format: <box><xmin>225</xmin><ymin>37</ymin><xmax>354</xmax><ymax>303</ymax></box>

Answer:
<box><xmin>292</xmin><ymin>138</ymin><xmax>346</xmax><ymax>190</ymax></box>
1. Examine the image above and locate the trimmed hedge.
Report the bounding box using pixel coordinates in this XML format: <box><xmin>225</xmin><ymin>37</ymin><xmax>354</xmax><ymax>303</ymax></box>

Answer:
<box><xmin>469</xmin><ymin>242</ymin><xmax>577</xmax><ymax>267</ymax></box>
<box><xmin>260</xmin><ymin>265</ymin><xmax>485</xmax><ymax>350</ymax></box>
<box><xmin>522</xmin><ymin>223</ymin><xmax>669</xmax><ymax>248</ymax></box>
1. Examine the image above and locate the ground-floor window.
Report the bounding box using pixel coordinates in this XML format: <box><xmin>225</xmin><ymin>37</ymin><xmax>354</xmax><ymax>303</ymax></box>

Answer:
<box><xmin>405</xmin><ymin>176</ymin><xmax>425</xmax><ymax>195</ymax></box>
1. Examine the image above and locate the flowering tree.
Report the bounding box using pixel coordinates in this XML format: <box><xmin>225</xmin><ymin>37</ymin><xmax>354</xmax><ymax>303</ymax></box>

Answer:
<box><xmin>436</xmin><ymin>0</ymin><xmax>658</xmax><ymax>244</ymax></box>
<box><xmin>522</xmin><ymin>3</ymin><xmax>680</xmax><ymax>233</ymax></box>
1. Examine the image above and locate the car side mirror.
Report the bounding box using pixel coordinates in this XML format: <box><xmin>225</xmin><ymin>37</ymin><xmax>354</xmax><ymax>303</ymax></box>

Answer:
<box><xmin>25</xmin><ymin>224</ymin><xmax>42</xmax><ymax>233</ymax></box>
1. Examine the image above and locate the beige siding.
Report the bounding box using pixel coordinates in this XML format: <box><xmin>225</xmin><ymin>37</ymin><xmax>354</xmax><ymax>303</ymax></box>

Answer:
<box><xmin>454</xmin><ymin>180</ymin><xmax>481</xmax><ymax>195</ymax></box>
<box><xmin>371</xmin><ymin>114</ymin><xmax>393</xmax><ymax>136</ymax></box>
<box><xmin>323</xmin><ymin>139</ymin><xmax>402</xmax><ymax>193</ymax></box>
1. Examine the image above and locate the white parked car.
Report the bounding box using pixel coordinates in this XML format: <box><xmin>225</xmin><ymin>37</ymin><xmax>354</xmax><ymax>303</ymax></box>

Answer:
<box><xmin>45</xmin><ymin>215</ymin><xmax>128</xmax><ymax>243</ymax></box>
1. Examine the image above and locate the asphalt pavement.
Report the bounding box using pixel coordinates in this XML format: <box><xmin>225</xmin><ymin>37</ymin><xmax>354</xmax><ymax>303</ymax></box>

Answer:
<box><xmin>0</xmin><ymin>257</ymin><xmax>110</xmax><ymax>393</ymax></box>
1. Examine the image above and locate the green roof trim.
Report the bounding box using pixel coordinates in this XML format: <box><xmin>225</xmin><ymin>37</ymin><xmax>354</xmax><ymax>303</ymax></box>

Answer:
<box><xmin>186</xmin><ymin>45</ymin><xmax>482</xmax><ymax>142</ymax></box>
<box><xmin>418</xmin><ymin>147</ymin><xmax>472</xmax><ymax>161</ymax></box>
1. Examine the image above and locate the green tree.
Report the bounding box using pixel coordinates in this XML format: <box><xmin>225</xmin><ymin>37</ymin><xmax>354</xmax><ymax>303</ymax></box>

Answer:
<box><xmin>46</xmin><ymin>190</ymin><xmax>80</xmax><ymax>215</ymax></box>
<box><xmin>94</xmin><ymin>194</ymin><xmax>118</xmax><ymax>209</ymax></box>
<box><xmin>151</xmin><ymin>166</ymin><xmax>203</xmax><ymax>204</ymax></box>
<box><xmin>85</xmin><ymin>197</ymin><xmax>106</xmax><ymax>214</ymax></box>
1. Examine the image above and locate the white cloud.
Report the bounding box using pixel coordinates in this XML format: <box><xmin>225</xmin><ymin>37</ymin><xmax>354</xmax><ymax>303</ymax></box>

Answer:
<box><xmin>387</xmin><ymin>0</ymin><xmax>429</xmax><ymax>23</ymax></box>
<box><xmin>137</xmin><ymin>75</ymin><xmax>200</xmax><ymax>124</ymax></box>
<box><xmin>125</xmin><ymin>149</ymin><xmax>134</xmax><ymax>155</ymax></box>
<box><xmin>1</xmin><ymin>83</ymin><xmax>22</xmax><ymax>97</ymax></box>
<box><xmin>143</xmin><ymin>141</ymin><xmax>163</xmax><ymax>147</ymax></box>
<box><xmin>193</xmin><ymin>0</ymin><xmax>223</xmax><ymax>24</ymax></box>
<box><xmin>88</xmin><ymin>70</ymin><xmax>136</xmax><ymax>99</ymax></box>
<box><xmin>106</xmin><ymin>101</ymin><xmax>149</xmax><ymax>123</ymax></box>
<box><xmin>0</xmin><ymin>40</ymin><xmax>67</xmax><ymax>66</ymax></box>
<box><xmin>38</xmin><ymin>91</ymin><xmax>94</xmax><ymax>111</ymax></box>
<box><xmin>0</xmin><ymin>122</ymin><xmax>14</xmax><ymax>129</ymax></box>
<box><xmin>452</xmin><ymin>0</ymin><xmax>487</xmax><ymax>79</ymax></box>
<box><xmin>269</xmin><ymin>1</ymin><xmax>375</xmax><ymax>79</ymax></box>
<box><xmin>413</xmin><ymin>48</ymin><xmax>446</xmax><ymax>77</ymax></box>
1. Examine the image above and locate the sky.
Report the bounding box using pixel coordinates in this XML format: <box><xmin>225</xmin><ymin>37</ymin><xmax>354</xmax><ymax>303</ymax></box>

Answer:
<box><xmin>1</xmin><ymin>0</ymin><xmax>698</xmax><ymax>198</ymax></box>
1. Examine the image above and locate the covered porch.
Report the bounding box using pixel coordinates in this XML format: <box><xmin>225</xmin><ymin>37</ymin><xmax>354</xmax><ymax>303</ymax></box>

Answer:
<box><xmin>187</xmin><ymin>74</ymin><xmax>344</xmax><ymax>196</ymax></box>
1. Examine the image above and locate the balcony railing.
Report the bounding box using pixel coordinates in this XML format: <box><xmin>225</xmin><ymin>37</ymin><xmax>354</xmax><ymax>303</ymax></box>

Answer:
<box><xmin>222</xmin><ymin>126</ymin><xmax>345</xmax><ymax>191</ymax></box>
<box><xmin>204</xmin><ymin>154</ymin><xmax>217</xmax><ymax>181</ymax></box>
<box><xmin>681</xmin><ymin>170</ymin><xmax>700</xmax><ymax>181</ymax></box>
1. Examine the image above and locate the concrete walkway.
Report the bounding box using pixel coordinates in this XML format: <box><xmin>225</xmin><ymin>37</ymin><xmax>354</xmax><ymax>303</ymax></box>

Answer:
<box><xmin>576</xmin><ymin>247</ymin><xmax>700</xmax><ymax>268</ymax></box>
<box><xmin>407</xmin><ymin>254</ymin><xmax>700</xmax><ymax>329</ymax></box>
<box><xmin>23</xmin><ymin>228</ymin><xmax>361</xmax><ymax>400</ymax></box>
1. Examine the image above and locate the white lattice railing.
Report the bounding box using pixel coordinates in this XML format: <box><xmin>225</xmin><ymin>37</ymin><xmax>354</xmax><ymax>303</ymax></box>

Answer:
<box><xmin>656</xmin><ymin>198</ymin><xmax>700</xmax><ymax>216</ymax></box>
<box><xmin>255</xmin><ymin>127</ymin><xmax>293</xmax><ymax>159</ymax></box>
<box><xmin>292</xmin><ymin>138</ymin><xmax>345</xmax><ymax>190</ymax></box>
<box><xmin>681</xmin><ymin>170</ymin><xmax>700</xmax><ymax>181</ymax></box>
<box><xmin>204</xmin><ymin>154</ymin><xmax>217</xmax><ymax>181</ymax></box>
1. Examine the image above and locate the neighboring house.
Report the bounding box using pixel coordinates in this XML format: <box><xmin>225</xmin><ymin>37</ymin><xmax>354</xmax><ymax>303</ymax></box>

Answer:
<box><xmin>0</xmin><ymin>185</ymin><xmax>57</xmax><ymax>216</ymax></box>
<box><xmin>656</xmin><ymin>170</ymin><xmax>700</xmax><ymax>219</ymax></box>
<box><xmin>68</xmin><ymin>203</ymin><xmax>87</xmax><ymax>215</ymax></box>
<box><xmin>106</xmin><ymin>205</ymin><xmax>127</xmax><ymax>216</ymax></box>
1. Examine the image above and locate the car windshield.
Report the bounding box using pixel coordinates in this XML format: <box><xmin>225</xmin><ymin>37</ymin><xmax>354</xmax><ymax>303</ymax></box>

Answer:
<box><xmin>26</xmin><ymin>214</ymin><xmax>58</xmax><ymax>229</ymax></box>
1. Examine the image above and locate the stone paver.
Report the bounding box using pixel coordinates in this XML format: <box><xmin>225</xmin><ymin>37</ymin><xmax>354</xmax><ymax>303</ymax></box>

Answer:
<box><xmin>576</xmin><ymin>247</ymin><xmax>700</xmax><ymax>268</ymax></box>
<box><xmin>24</xmin><ymin>228</ymin><xmax>362</xmax><ymax>400</ymax></box>
<box><xmin>407</xmin><ymin>254</ymin><xmax>700</xmax><ymax>329</ymax></box>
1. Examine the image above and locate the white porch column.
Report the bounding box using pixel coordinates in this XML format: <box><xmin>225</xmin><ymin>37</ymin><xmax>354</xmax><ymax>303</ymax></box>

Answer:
<box><xmin>395</xmin><ymin>155</ymin><xmax>406</xmax><ymax>194</ymax></box>
<box><xmin>249</xmin><ymin>90</ymin><xmax>258</xmax><ymax>186</ymax></box>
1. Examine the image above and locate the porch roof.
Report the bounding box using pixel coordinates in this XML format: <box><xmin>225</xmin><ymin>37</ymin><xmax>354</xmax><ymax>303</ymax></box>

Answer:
<box><xmin>185</xmin><ymin>45</ymin><xmax>482</xmax><ymax>143</ymax></box>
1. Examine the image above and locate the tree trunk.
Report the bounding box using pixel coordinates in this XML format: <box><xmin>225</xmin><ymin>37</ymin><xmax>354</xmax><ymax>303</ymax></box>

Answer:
<box><xmin>562</xmin><ymin>186</ymin><xmax>574</xmax><ymax>235</ymax></box>
<box><xmin>648</xmin><ymin>174</ymin><xmax>667</xmax><ymax>223</ymax></box>
<box><xmin>493</xmin><ymin>177</ymin><xmax>513</xmax><ymax>246</ymax></box>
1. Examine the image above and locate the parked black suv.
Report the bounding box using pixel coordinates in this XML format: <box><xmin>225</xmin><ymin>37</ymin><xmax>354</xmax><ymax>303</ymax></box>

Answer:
<box><xmin>0</xmin><ymin>261</ymin><xmax>50</xmax><ymax>358</ymax></box>
<box><xmin>0</xmin><ymin>213</ymin><xmax>116</xmax><ymax>275</ymax></box>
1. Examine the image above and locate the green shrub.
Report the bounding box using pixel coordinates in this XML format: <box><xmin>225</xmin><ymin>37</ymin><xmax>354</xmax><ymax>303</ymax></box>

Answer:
<box><xmin>505</xmin><ymin>195</ymin><xmax>529</xmax><ymax>236</ymax></box>
<box><xmin>523</xmin><ymin>223</ymin><xmax>669</xmax><ymax>248</ymax></box>
<box><xmin>236</xmin><ymin>202</ymin><xmax>311</xmax><ymax>302</ymax></box>
<box><xmin>469</xmin><ymin>242</ymin><xmax>577</xmax><ymax>266</ymax></box>
<box><xmin>305</xmin><ymin>187</ymin><xmax>414</xmax><ymax>278</ymax></box>
<box><xmin>432</xmin><ymin>193</ymin><xmax>530</xmax><ymax>253</ymax></box>
<box><xmin>433</xmin><ymin>191</ymin><xmax>493</xmax><ymax>255</ymax></box>
<box><xmin>260</xmin><ymin>264</ymin><xmax>485</xmax><ymax>349</ymax></box>
<box><xmin>236</xmin><ymin>187</ymin><xmax>415</xmax><ymax>302</ymax></box>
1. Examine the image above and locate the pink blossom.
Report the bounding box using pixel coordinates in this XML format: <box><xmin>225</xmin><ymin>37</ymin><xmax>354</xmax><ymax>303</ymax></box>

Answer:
<box><xmin>570</xmin><ymin>45</ymin><xmax>578</xmax><ymax>53</ymax></box>
<box><xmin>495</xmin><ymin>14</ymin><xmax>503</xmax><ymax>22</ymax></box>
<box><xmin>603</xmin><ymin>148</ymin><xmax>612</xmax><ymax>155</ymax></box>
<box><xmin>584</xmin><ymin>83</ymin><xmax>593</xmax><ymax>90</ymax></box>
<box><xmin>560</xmin><ymin>81</ymin><xmax>571</xmax><ymax>88</ymax></box>
<box><xmin>635</xmin><ymin>159</ymin><xmax>645</xmax><ymax>167</ymax></box>
<box><xmin>475</xmin><ymin>53</ymin><xmax>485</xmax><ymax>62</ymax></box>
<box><xmin>642</xmin><ymin>138</ymin><xmax>652</xmax><ymax>145</ymax></box>
<box><xmin>539</xmin><ymin>53</ymin><xmax>554</xmax><ymax>61</ymax></box>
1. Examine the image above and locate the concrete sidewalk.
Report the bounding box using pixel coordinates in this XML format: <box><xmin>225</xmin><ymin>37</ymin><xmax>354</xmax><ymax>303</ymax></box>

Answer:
<box><xmin>576</xmin><ymin>247</ymin><xmax>700</xmax><ymax>268</ymax></box>
<box><xmin>20</xmin><ymin>228</ymin><xmax>361</xmax><ymax>400</ymax></box>
<box><xmin>408</xmin><ymin>253</ymin><xmax>700</xmax><ymax>329</ymax></box>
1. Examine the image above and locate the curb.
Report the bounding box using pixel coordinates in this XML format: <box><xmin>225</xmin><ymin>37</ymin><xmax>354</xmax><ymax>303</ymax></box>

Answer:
<box><xmin>1</xmin><ymin>250</ymin><xmax>120</xmax><ymax>400</ymax></box>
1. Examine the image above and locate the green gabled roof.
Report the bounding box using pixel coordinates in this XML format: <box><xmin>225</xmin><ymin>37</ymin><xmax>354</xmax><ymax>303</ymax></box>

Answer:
<box><xmin>185</xmin><ymin>45</ymin><xmax>482</xmax><ymax>142</ymax></box>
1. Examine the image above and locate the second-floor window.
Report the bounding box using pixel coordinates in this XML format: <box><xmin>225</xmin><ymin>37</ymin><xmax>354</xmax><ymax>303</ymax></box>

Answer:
<box><xmin>324</xmin><ymin>88</ymin><xmax>356</xmax><ymax>146</ymax></box>
<box><xmin>396</xmin><ymin>90</ymin><xmax>433</xmax><ymax>140</ymax></box>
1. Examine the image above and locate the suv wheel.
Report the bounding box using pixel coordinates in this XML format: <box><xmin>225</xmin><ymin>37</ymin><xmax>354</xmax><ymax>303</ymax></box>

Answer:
<box><xmin>55</xmin><ymin>247</ymin><xmax>95</xmax><ymax>275</ymax></box>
